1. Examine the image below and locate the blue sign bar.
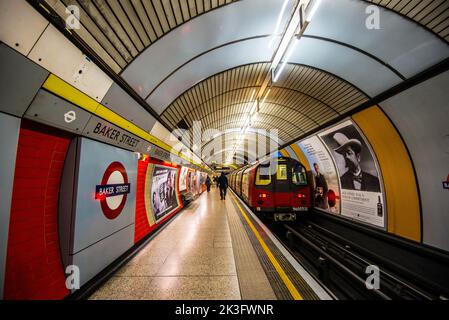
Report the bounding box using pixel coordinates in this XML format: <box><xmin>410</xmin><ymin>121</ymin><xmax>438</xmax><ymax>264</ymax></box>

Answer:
<box><xmin>95</xmin><ymin>183</ymin><xmax>131</xmax><ymax>199</ymax></box>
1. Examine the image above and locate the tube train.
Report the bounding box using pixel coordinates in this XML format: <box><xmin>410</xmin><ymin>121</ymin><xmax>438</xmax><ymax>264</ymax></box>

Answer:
<box><xmin>229</xmin><ymin>157</ymin><xmax>312</xmax><ymax>221</ymax></box>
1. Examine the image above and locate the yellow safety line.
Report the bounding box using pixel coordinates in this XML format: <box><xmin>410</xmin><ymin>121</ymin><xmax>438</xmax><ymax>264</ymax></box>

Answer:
<box><xmin>42</xmin><ymin>74</ymin><xmax>209</xmax><ymax>171</ymax></box>
<box><xmin>39</xmin><ymin>3</ymin><xmax>50</xmax><ymax>14</ymax></box>
<box><xmin>230</xmin><ymin>193</ymin><xmax>303</xmax><ymax>300</ymax></box>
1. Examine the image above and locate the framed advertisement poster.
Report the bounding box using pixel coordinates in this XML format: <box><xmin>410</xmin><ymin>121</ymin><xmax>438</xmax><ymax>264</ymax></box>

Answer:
<box><xmin>179</xmin><ymin>166</ymin><xmax>188</xmax><ymax>192</ymax></box>
<box><xmin>318</xmin><ymin>120</ymin><xmax>386</xmax><ymax>228</ymax></box>
<box><xmin>147</xmin><ymin>164</ymin><xmax>180</xmax><ymax>223</ymax></box>
<box><xmin>297</xmin><ymin>135</ymin><xmax>341</xmax><ymax>215</ymax></box>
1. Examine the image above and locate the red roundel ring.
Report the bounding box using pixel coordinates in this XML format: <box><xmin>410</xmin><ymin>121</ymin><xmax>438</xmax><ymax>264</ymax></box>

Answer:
<box><xmin>100</xmin><ymin>162</ymin><xmax>129</xmax><ymax>220</ymax></box>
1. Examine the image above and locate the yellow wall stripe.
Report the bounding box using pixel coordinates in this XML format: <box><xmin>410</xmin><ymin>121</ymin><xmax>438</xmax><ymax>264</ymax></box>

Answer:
<box><xmin>290</xmin><ymin>143</ymin><xmax>311</xmax><ymax>171</ymax></box>
<box><xmin>280</xmin><ymin>149</ymin><xmax>290</xmax><ymax>158</ymax></box>
<box><xmin>353</xmin><ymin>106</ymin><xmax>421</xmax><ymax>242</ymax></box>
<box><xmin>43</xmin><ymin>74</ymin><xmax>100</xmax><ymax>114</ymax></box>
<box><xmin>42</xmin><ymin>74</ymin><xmax>207</xmax><ymax>170</ymax></box>
<box><xmin>230</xmin><ymin>193</ymin><xmax>303</xmax><ymax>300</ymax></box>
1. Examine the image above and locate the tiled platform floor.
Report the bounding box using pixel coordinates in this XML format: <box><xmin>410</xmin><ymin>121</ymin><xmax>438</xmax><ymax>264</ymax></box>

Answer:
<box><xmin>90</xmin><ymin>187</ymin><xmax>253</xmax><ymax>300</ymax></box>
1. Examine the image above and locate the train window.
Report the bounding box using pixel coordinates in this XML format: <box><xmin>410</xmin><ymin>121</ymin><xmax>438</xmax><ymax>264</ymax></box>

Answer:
<box><xmin>292</xmin><ymin>164</ymin><xmax>307</xmax><ymax>186</ymax></box>
<box><xmin>256</xmin><ymin>166</ymin><xmax>271</xmax><ymax>186</ymax></box>
<box><xmin>277</xmin><ymin>164</ymin><xmax>288</xmax><ymax>181</ymax></box>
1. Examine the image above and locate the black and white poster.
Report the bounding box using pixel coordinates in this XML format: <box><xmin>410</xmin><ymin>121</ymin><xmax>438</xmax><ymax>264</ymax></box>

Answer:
<box><xmin>150</xmin><ymin>165</ymin><xmax>180</xmax><ymax>222</ymax></box>
<box><xmin>188</xmin><ymin>170</ymin><xmax>198</xmax><ymax>195</ymax></box>
<box><xmin>179</xmin><ymin>166</ymin><xmax>188</xmax><ymax>192</ymax></box>
<box><xmin>319</xmin><ymin>120</ymin><xmax>385</xmax><ymax>228</ymax></box>
<box><xmin>297</xmin><ymin>136</ymin><xmax>341</xmax><ymax>214</ymax></box>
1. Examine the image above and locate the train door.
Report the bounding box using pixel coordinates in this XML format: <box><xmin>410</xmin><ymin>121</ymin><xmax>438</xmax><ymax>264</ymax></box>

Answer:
<box><xmin>273</xmin><ymin>159</ymin><xmax>309</xmax><ymax>213</ymax></box>
<box><xmin>290</xmin><ymin>160</ymin><xmax>309</xmax><ymax>210</ymax></box>
<box><xmin>273</xmin><ymin>159</ymin><xmax>291</xmax><ymax>210</ymax></box>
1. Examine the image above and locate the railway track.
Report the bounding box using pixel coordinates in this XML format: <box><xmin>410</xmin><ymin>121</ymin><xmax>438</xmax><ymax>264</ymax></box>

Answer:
<box><xmin>259</xmin><ymin>213</ymin><xmax>447</xmax><ymax>300</ymax></box>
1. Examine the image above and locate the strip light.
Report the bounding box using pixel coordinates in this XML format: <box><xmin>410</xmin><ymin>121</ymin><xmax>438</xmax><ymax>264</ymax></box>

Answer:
<box><xmin>273</xmin><ymin>40</ymin><xmax>298</xmax><ymax>82</ymax></box>
<box><xmin>306</xmin><ymin>0</ymin><xmax>321</xmax><ymax>22</ymax></box>
<box><xmin>273</xmin><ymin>0</ymin><xmax>321</xmax><ymax>83</ymax></box>
<box><xmin>226</xmin><ymin>0</ymin><xmax>321</xmax><ymax>165</ymax></box>
<box><xmin>268</xmin><ymin>0</ymin><xmax>290</xmax><ymax>48</ymax></box>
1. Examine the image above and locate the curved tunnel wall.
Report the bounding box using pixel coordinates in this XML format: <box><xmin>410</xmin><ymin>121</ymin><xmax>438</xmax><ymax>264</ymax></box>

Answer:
<box><xmin>379</xmin><ymin>70</ymin><xmax>449</xmax><ymax>251</ymax></box>
<box><xmin>279</xmin><ymin>105</ymin><xmax>421</xmax><ymax>243</ymax></box>
<box><xmin>353</xmin><ymin>106</ymin><xmax>421</xmax><ymax>242</ymax></box>
<box><xmin>5</xmin><ymin>120</ymin><xmax>71</xmax><ymax>300</ymax></box>
<box><xmin>0</xmin><ymin>0</ymin><xmax>448</xmax><ymax>300</ymax></box>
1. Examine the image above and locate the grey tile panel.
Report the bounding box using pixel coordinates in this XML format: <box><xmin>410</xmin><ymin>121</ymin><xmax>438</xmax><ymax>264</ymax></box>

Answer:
<box><xmin>0</xmin><ymin>43</ymin><xmax>49</xmax><ymax>117</ymax></box>
<box><xmin>24</xmin><ymin>89</ymin><xmax>92</xmax><ymax>134</ymax></box>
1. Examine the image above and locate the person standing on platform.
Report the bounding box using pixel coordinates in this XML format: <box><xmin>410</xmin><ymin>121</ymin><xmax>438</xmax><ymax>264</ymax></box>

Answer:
<box><xmin>218</xmin><ymin>172</ymin><xmax>228</xmax><ymax>200</ymax></box>
<box><xmin>205</xmin><ymin>175</ymin><xmax>211</xmax><ymax>193</ymax></box>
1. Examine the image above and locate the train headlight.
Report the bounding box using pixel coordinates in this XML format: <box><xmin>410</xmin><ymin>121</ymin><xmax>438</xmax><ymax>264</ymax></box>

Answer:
<box><xmin>297</xmin><ymin>194</ymin><xmax>306</xmax><ymax>198</ymax></box>
<box><xmin>258</xmin><ymin>193</ymin><xmax>270</xmax><ymax>198</ymax></box>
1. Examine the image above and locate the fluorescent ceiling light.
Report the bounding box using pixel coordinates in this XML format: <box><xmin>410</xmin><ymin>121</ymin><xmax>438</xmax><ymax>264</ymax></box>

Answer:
<box><xmin>261</xmin><ymin>89</ymin><xmax>271</xmax><ymax>105</ymax></box>
<box><xmin>249</xmin><ymin>89</ymin><xmax>256</xmax><ymax>101</ymax></box>
<box><xmin>271</xmin><ymin>3</ymin><xmax>301</xmax><ymax>69</ymax></box>
<box><xmin>273</xmin><ymin>39</ymin><xmax>298</xmax><ymax>82</ymax></box>
<box><xmin>306</xmin><ymin>0</ymin><xmax>321</xmax><ymax>22</ymax></box>
<box><xmin>249</xmin><ymin>101</ymin><xmax>258</xmax><ymax>115</ymax></box>
<box><xmin>268</xmin><ymin>0</ymin><xmax>290</xmax><ymax>48</ymax></box>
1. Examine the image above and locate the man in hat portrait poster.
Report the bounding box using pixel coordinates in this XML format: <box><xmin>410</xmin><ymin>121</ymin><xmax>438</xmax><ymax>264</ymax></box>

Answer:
<box><xmin>332</xmin><ymin>132</ymin><xmax>381</xmax><ymax>193</ymax></box>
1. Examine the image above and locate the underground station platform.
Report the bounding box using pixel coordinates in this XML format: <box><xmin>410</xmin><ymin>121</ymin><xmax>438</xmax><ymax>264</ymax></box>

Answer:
<box><xmin>88</xmin><ymin>189</ymin><xmax>331</xmax><ymax>301</ymax></box>
<box><xmin>1</xmin><ymin>0</ymin><xmax>449</xmax><ymax>316</ymax></box>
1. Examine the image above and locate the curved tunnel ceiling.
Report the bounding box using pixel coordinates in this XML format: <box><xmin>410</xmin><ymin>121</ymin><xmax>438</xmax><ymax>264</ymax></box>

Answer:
<box><xmin>47</xmin><ymin>0</ymin><xmax>449</xmax><ymax>74</ymax></box>
<box><xmin>45</xmin><ymin>0</ymin><xmax>449</xmax><ymax>165</ymax></box>
<box><xmin>162</xmin><ymin>63</ymin><xmax>368</xmax><ymax>143</ymax></box>
<box><xmin>202</xmin><ymin>129</ymin><xmax>281</xmax><ymax>163</ymax></box>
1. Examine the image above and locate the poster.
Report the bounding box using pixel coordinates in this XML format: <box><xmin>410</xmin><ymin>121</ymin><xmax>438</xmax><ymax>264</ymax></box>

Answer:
<box><xmin>179</xmin><ymin>166</ymin><xmax>188</xmax><ymax>192</ymax></box>
<box><xmin>297</xmin><ymin>136</ymin><xmax>341</xmax><ymax>214</ymax></box>
<box><xmin>318</xmin><ymin>120</ymin><xmax>385</xmax><ymax>228</ymax></box>
<box><xmin>150</xmin><ymin>165</ymin><xmax>180</xmax><ymax>222</ymax></box>
<box><xmin>188</xmin><ymin>170</ymin><xmax>197</xmax><ymax>195</ymax></box>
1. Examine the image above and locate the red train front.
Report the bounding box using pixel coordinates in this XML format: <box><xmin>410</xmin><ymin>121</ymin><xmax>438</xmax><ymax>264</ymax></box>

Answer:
<box><xmin>230</xmin><ymin>157</ymin><xmax>311</xmax><ymax>221</ymax></box>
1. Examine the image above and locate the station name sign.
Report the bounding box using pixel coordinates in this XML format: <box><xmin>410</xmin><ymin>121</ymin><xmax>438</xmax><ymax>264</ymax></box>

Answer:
<box><xmin>95</xmin><ymin>183</ymin><xmax>131</xmax><ymax>200</ymax></box>
<box><xmin>92</xmin><ymin>122</ymin><xmax>140</xmax><ymax>148</ymax></box>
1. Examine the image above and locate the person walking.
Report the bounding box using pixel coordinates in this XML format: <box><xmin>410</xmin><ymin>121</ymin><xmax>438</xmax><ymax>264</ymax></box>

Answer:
<box><xmin>205</xmin><ymin>175</ymin><xmax>211</xmax><ymax>192</ymax></box>
<box><xmin>214</xmin><ymin>176</ymin><xmax>219</xmax><ymax>188</ymax></box>
<box><xmin>218</xmin><ymin>172</ymin><xmax>228</xmax><ymax>200</ymax></box>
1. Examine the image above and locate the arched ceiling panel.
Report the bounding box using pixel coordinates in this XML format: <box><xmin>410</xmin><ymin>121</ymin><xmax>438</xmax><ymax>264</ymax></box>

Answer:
<box><xmin>202</xmin><ymin>130</ymin><xmax>277</xmax><ymax>162</ymax></box>
<box><xmin>45</xmin><ymin>0</ymin><xmax>449</xmax><ymax>77</ymax></box>
<box><xmin>286</xmin><ymin>37</ymin><xmax>404</xmax><ymax>97</ymax></box>
<box><xmin>366</xmin><ymin>0</ymin><xmax>449</xmax><ymax>42</ymax></box>
<box><xmin>306</xmin><ymin>0</ymin><xmax>449</xmax><ymax>78</ymax></box>
<box><xmin>162</xmin><ymin>64</ymin><xmax>368</xmax><ymax>127</ymax></box>
<box><xmin>146</xmin><ymin>36</ymin><xmax>274</xmax><ymax>113</ymax></box>
<box><xmin>161</xmin><ymin>63</ymin><xmax>368</xmax><ymax>160</ymax></box>
<box><xmin>46</xmin><ymin>0</ymin><xmax>241</xmax><ymax>72</ymax></box>
<box><xmin>281</xmin><ymin>65</ymin><xmax>368</xmax><ymax>113</ymax></box>
<box><xmin>121</xmin><ymin>0</ymin><xmax>293</xmax><ymax>98</ymax></box>
<box><xmin>202</xmin><ymin>129</ymin><xmax>280</xmax><ymax>150</ymax></box>
<box><xmin>196</xmin><ymin>114</ymin><xmax>294</xmax><ymax>142</ymax></box>
<box><xmin>41</xmin><ymin>0</ymin><xmax>449</xmax><ymax>167</ymax></box>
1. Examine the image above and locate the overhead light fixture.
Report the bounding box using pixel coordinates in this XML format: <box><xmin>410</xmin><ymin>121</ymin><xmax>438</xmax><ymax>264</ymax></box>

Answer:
<box><xmin>249</xmin><ymin>89</ymin><xmax>256</xmax><ymax>101</ymax></box>
<box><xmin>268</xmin><ymin>0</ymin><xmax>290</xmax><ymax>48</ymax></box>
<box><xmin>273</xmin><ymin>39</ymin><xmax>298</xmax><ymax>82</ymax></box>
<box><xmin>225</xmin><ymin>0</ymin><xmax>319</xmax><ymax>163</ymax></box>
<box><xmin>261</xmin><ymin>89</ymin><xmax>271</xmax><ymax>106</ymax></box>
<box><xmin>249</xmin><ymin>100</ymin><xmax>258</xmax><ymax>116</ymax></box>
<box><xmin>271</xmin><ymin>2</ymin><xmax>301</xmax><ymax>68</ymax></box>
<box><xmin>306</xmin><ymin>0</ymin><xmax>321</xmax><ymax>22</ymax></box>
<box><xmin>270</xmin><ymin>1</ymin><xmax>302</xmax><ymax>83</ymax></box>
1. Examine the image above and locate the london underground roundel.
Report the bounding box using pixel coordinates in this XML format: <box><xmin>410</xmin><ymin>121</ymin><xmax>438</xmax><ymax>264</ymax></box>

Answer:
<box><xmin>95</xmin><ymin>162</ymin><xmax>131</xmax><ymax>219</ymax></box>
